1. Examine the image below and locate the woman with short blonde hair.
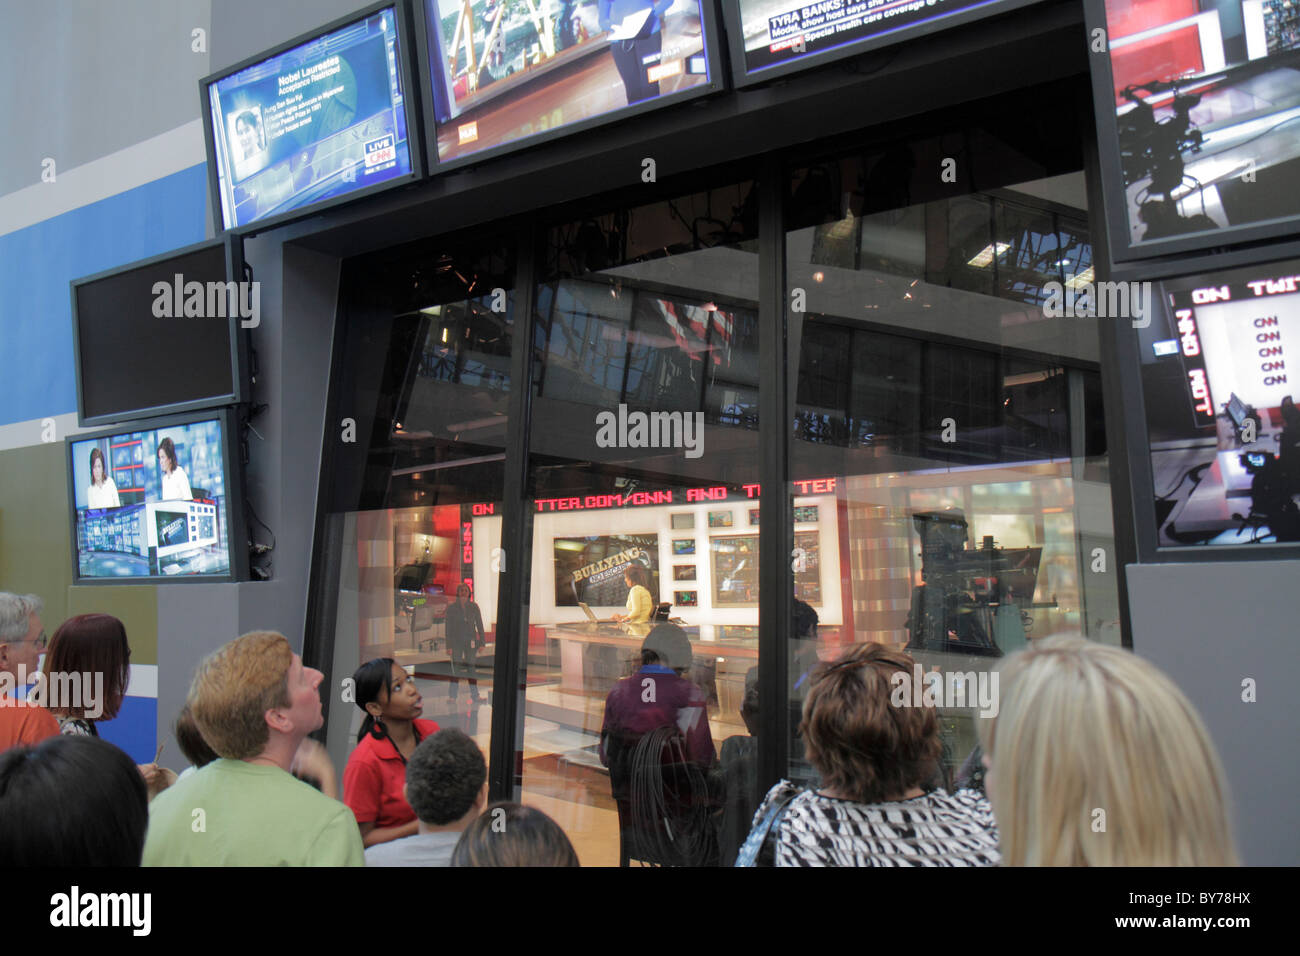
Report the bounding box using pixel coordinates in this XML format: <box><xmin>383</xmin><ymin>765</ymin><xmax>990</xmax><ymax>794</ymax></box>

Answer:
<box><xmin>981</xmin><ymin>636</ymin><xmax>1238</xmax><ymax>866</ymax></box>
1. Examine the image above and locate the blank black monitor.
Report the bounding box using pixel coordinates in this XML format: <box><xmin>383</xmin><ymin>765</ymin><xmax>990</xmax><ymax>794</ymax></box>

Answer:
<box><xmin>72</xmin><ymin>238</ymin><xmax>247</xmax><ymax>427</ymax></box>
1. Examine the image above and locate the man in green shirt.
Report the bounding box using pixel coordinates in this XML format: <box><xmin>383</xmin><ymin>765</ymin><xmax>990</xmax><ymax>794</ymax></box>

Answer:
<box><xmin>143</xmin><ymin>631</ymin><xmax>363</xmax><ymax>866</ymax></box>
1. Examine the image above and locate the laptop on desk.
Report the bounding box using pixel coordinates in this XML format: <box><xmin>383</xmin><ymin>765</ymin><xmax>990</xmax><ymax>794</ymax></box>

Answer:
<box><xmin>579</xmin><ymin>602</ymin><xmax>606</xmax><ymax>627</ymax></box>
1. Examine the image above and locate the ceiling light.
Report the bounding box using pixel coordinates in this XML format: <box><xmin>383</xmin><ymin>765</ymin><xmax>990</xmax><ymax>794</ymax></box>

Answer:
<box><xmin>1065</xmin><ymin>267</ymin><xmax>1095</xmax><ymax>290</ymax></box>
<box><xmin>967</xmin><ymin>242</ymin><xmax>1011</xmax><ymax>268</ymax></box>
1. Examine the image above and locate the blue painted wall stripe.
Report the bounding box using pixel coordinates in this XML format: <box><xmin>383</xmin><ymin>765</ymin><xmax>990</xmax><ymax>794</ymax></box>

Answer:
<box><xmin>0</xmin><ymin>163</ymin><xmax>208</xmax><ymax>427</ymax></box>
<box><xmin>98</xmin><ymin>696</ymin><xmax>159</xmax><ymax>765</ymax></box>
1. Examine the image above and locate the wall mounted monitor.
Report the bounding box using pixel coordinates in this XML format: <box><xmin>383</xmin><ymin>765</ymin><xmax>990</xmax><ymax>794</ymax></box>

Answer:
<box><xmin>67</xmin><ymin>408</ymin><xmax>249</xmax><ymax>584</ymax></box>
<box><xmin>1127</xmin><ymin>255</ymin><xmax>1300</xmax><ymax>555</ymax></box>
<box><xmin>1086</xmin><ymin>0</ymin><xmax>1300</xmax><ymax>262</ymax></box>
<box><xmin>71</xmin><ymin>238</ymin><xmax>248</xmax><ymax>427</ymax></box>
<box><xmin>415</xmin><ymin>0</ymin><xmax>723</xmax><ymax>170</ymax></box>
<box><xmin>724</xmin><ymin>0</ymin><xmax>1042</xmax><ymax>86</ymax></box>
<box><xmin>201</xmin><ymin>0</ymin><xmax>422</xmax><ymax>232</ymax></box>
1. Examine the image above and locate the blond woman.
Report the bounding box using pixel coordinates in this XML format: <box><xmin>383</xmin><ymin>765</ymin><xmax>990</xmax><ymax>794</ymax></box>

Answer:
<box><xmin>981</xmin><ymin>636</ymin><xmax>1237</xmax><ymax>865</ymax></box>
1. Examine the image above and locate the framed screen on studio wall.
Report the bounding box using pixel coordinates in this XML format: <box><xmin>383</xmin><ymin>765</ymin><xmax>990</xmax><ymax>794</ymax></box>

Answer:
<box><xmin>724</xmin><ymin>0</ymin><xmax>1042</xmax><ymax>86</ymax></box>
<box><xmin>1125</xmin><ymin>254</ymin><xmax>1300</xmax><ymax>557</ymax></box>
<box><xmin>1086</xmin><ymin>0</ymin><xmax>1300</xmax><ymax>262</ymax></box>
<box><xmin>415</xmin><ymin>0</ymin><xmax>723</xmax><ymax>169</ymax></box>
<box><xmin>201</xmin><ymin>0</ymin><xmax>423</xmax><ymax>232</ymax></box>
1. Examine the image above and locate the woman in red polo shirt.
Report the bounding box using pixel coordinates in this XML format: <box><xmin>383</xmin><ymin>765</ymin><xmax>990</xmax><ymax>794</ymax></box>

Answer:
<box><xmin>343</xmin><ymin>658</ymin><xmax>439</xmax><ymax>847</ymax></box>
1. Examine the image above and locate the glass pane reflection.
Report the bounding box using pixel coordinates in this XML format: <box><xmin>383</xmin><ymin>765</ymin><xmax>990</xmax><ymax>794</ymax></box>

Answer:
<box><xmin>786</xmin><ymin>151</ymin><xmax>1121</xmax><ymax>793</ymax></box>
<box><xmin>319</xmin><ymin>239</ymin><xmax>514</xmax><ymax>846</ymax></box>
<box><xmin>516</xmin><ymin>183</ymin><xmax>762</xmax><ymax>866</ymax></box>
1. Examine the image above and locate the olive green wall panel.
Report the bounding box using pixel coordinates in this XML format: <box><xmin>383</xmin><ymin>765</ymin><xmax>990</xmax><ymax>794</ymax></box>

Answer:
<box><xmin>68</xmin><ymin>585</ymin><xmax>159</xmax><ymax>668</ymax></box>
<box><xmin>0</xmin><ymin>442</ymin><xmax>73</xmax><ymax>628</ymax></box>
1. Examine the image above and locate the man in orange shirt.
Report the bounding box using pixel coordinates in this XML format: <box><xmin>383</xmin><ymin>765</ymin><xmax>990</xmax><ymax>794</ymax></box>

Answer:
<box><xmin>0</xmin><ymin>592</ymin><xmax>59</xmax><ymax>750</ymax></box>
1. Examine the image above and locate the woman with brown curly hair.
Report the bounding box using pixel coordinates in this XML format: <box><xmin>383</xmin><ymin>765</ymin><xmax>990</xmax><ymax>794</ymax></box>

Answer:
<box><xmin>740</xmin><ymin>642</ymin><xmax>1000</xmax><ymax>866</ymax></box>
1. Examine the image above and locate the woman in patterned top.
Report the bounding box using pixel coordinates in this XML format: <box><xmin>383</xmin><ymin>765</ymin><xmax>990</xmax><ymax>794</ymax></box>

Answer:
<box><xmin>746</xmin><ymin>642</ymin><xmax>1000</xmax><ymax>866</ymax></box>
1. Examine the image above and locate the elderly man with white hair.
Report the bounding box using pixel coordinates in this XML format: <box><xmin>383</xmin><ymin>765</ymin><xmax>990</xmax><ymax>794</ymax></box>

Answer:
<box><xmin>0</xmin><ymin>592</ymin><xmax>58</xmax><ymax>750</ymax></box>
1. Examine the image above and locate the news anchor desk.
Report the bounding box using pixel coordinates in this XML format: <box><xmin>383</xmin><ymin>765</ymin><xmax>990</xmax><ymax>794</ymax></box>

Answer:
<box><xmin>545</xmin><ymin>622</ymin><xmax>758</xmax><ymax>693</ymax></box>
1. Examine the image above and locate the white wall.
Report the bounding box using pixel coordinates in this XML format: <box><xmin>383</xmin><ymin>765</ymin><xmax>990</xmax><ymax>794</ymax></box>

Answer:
<box><xmin>502</xmin><ymin>493</ymin><xmax>842</xmax><ymax>628</ymax></box>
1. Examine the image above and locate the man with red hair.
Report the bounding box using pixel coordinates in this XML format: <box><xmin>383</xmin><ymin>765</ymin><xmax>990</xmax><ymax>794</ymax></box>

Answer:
<box><xmin>143</xmin><ymin>631</ymin><xmax>362</xmax><ymax>866</ymax></box>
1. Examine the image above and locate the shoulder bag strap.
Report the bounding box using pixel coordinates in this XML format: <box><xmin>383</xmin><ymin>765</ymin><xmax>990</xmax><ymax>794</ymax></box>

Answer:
<box><xmin>734</xmin><ymin>787</ymin><xmax>799</xmax><ymax>867</ymax></box>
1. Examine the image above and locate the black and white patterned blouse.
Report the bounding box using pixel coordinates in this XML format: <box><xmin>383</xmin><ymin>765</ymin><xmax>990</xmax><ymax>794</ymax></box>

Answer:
<box><xmin>751</xmin><ymin>781</ymin><xmax>1001</xmax><ymax>867</ymax></box>
<box><xmin>57</xmin><ymin>716</ymin><xmax>98</xmax><ymax>737</ymax></box>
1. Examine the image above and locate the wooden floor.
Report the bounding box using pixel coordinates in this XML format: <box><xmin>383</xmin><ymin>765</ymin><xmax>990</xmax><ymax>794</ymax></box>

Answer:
<box><xmin>411</xmin><ymin>667</ymin><xmax>748</xmax><ymax>867</ymax></box>
<box><xmin>522</xmin><ymin>754</ymin><xmax>621</xmax><ymax>867</ymax></box>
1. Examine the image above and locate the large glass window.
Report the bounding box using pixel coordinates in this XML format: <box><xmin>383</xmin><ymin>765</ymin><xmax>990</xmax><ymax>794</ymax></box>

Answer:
<box><xmin>310</xmin><ymin>82</ymin><xmax>1123</xmax><ymax>865</ymax></box>
<box><xmin>784</xmin><ymin>129</ymin><xmax>1121</xmax><ymax>788</ymax></box>
<box><xmin>317</xmin><ymin>237</ymin><xmax>515</xmax><ymax>813</ymax></box>
<box><xmin>510</xmin><ymin>183</ymin><xmax>763</xmax><ymax>866</ymax></box>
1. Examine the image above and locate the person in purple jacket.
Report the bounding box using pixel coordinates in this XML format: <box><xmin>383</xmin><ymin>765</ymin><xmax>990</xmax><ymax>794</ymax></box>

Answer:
<box><xmin>600</xmin><ymin>623</ymin><xmax>717</xmax><ymax>864</ymax></box>
<box><xmin>600</xmin><ymin>623</ymin><xmax>714</xmax><ymax>770</ymax></box>
<box><xmin>598</xmin><ymin>0</ymin><xmax>675</xmax><ymax>105</ymax></box>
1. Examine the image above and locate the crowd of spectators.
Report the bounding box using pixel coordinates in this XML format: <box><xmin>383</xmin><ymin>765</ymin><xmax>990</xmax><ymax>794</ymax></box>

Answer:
<box><xmin>0</xmin><ymin>591</ymin><xmax>1237</xmax><ymax>867</ymax></box>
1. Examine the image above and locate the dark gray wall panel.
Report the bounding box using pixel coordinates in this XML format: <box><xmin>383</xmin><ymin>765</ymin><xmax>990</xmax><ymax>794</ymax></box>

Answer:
<box><xmin>233</xmin><ymin>240</ymin><xmax>339</xmax><ymax>651</ymax></box>
<box><xmin>155</xmin><ymin>583</ymin><xmax>239</xmax><ymax>771</ymax></box>
<box><xmin>1127</xmin><ymin>561</ymin><xmax>1299</xmax><ymax>866</ymax></box>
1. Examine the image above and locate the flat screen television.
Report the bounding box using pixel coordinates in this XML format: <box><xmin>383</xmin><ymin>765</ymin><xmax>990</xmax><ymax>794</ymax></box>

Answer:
<box><xmin>1086</xmin><ymin>0</ymin><xmax>1300</xmax><ymax>262</ymax></box>
<box><xmin>201</xmin><ymin>0</ymin><xmax>423</xmax><ymax>232</ymax></box>
<box><xmin>1128</xmin><ymin>256</ymin><xmax>1300</xmax><ymax>553</ymax></box>
<box><xmin>71</xmin><ymin>238</ymin><xmax>248</xmax><ymax>427</ymax></box>
<box><xmin>415</xmin><ymin>0</ymin><xmax>722</xmax><ymax>170</ymax></box>
<box><xmin>67</xmin><ymin>409</ymin><xmax>249</xmax><ymax>583</ymax></box>
<box><xmin>724</xmin><ymin>0</ymin><xmax>1041</xmax><ymax>86</ymax></box>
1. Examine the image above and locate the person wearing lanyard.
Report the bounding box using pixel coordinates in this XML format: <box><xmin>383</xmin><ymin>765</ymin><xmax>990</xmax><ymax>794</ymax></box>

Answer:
<box><xmin>343</xmin><ymin>658</ymin><xmax>440</xmax><ymax>847</ymax></box>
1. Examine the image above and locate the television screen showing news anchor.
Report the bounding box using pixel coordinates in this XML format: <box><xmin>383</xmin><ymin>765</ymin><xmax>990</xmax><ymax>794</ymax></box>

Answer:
<box><xmin>206</xmin><ymin>5</ymin><xmax>414</xmax><ymax>229</ymax></box>
<box><xmin>70</xmin><ymin>418</ymin><xmax>233</xmax><ymax>579</ymax></box>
